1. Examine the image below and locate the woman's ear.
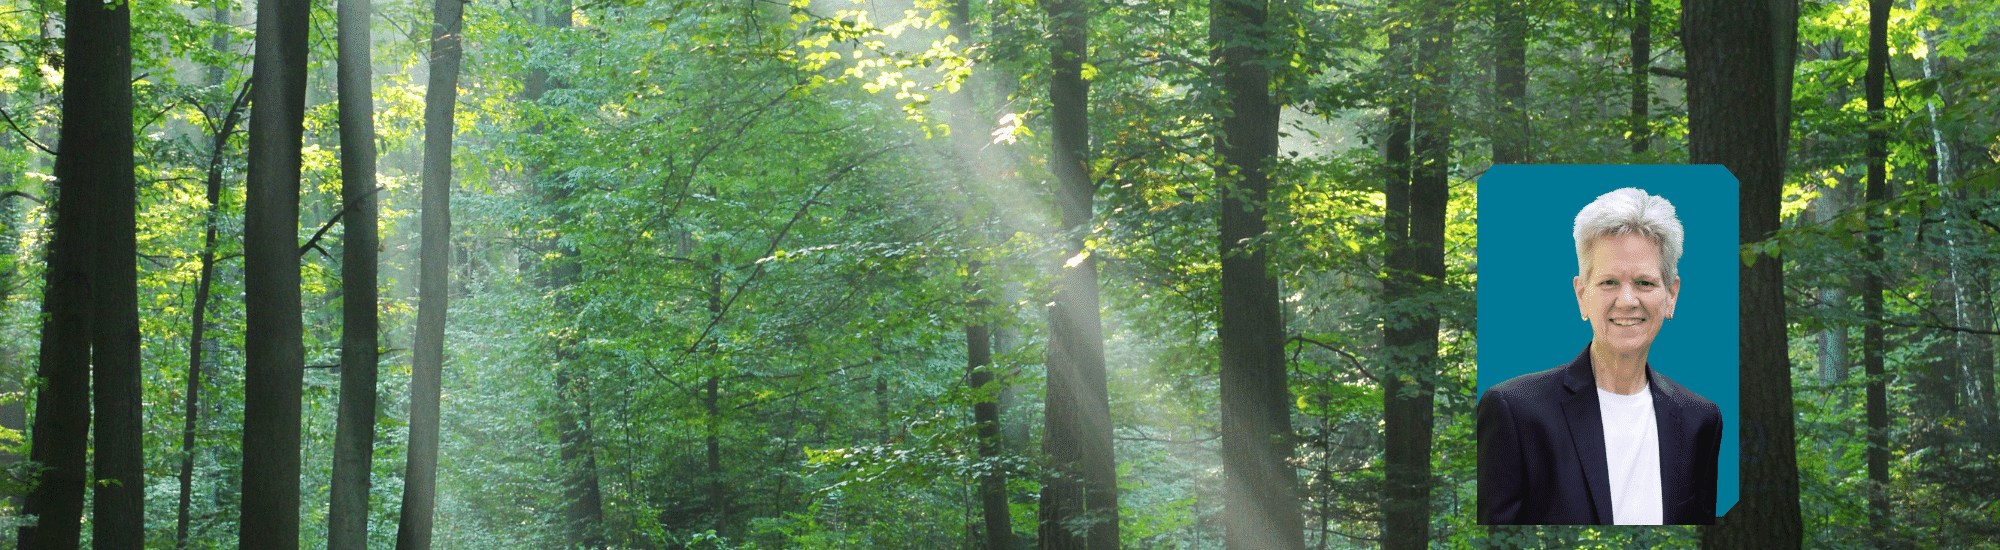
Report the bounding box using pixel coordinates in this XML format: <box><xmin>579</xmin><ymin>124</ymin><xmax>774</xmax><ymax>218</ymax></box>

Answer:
<box><xmin>1574</xmin><ymin>274</ymin><xmax>1588</xmax><ymax>318</ymax></box>
<box><xmin>1666</xmin><ymin>276</ymin><xmax>1681</xmax><ymax>317</ymax></box>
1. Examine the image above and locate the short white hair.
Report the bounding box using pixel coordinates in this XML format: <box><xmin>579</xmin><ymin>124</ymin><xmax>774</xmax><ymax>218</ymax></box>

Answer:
<box><xmin>1573</xmin><ymin>187</ymin><xmax>1683</xmax><ymax>282</ymax></box>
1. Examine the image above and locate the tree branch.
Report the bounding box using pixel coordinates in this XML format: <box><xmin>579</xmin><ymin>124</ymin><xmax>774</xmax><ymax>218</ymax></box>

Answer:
<box><xmin>0</xmin><ymin>104</ymin><xmax>53</xmax><ymax>155</ymax></box>
<box><xmin>298</xmin><ymin>185</ymin><xmax>387</xmax><ymax>257</ymax></box>
<box><xmin>1648</xmin><ymin>66</ymin><xmax>1687</xmax><ymax>79</ymax></box>
<box><xmin>0</xmin><ymin>190</ymin><xmax>43</xmax><ymax>204</ymax></box>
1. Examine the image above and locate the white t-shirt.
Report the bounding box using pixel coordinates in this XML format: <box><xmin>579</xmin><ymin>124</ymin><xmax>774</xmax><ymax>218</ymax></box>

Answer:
<box><xmin>1598</xmin><ymin>383</ymin><xmax>1663</xmax><ymax>525</ymax></box>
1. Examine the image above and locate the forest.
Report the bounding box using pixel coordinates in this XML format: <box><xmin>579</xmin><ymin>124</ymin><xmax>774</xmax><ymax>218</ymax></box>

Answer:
<box><xmin>0</xmin><ymin>0</ymin><xmax>1995</xmax><ymax>548</ymax></box>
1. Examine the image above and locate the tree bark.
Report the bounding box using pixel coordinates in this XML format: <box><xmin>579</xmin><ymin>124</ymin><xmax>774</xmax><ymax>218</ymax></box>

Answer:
<box><xmin>1037</xmin><ymin>2</ymin><xmax>1119</xmax><ymax>549</ymax></box>
<box><xmin>19</xmin><ymin>0</ymin><xmax>133</xmax><ymax>547</ymax></box>
<box><xmin>327</xmin><ymin>0</ymin><xmax>380</xmax><ymax>544</ymax></box>
<box><xmin>394</xmin><ymin>0</ymin><xmax>464</xmax><ymax>545</ymax></box>
<box><xmin>1862</xmin><ymin>0</ymin><xmax>1889</xmax><ymax>544</ymax></box>
<box><xmin>239</xmin><ymin>0</ymin><xmax>312</xmax><ymax>545</ymax></box>
<box><xmin>1630</xmin><ymin>0</ymin><xmax>1652</xmax><ymax>153</ymax></box>
<box><xmin>1686</xmin><ymin>0</ymin><xmax>1804</xmax><ymax>545</ymax></box>
<box><xmin>1212</xmin><ymin>1</ymin><xmax>1303</xmax><ymax>549</ymax></box>
<box><xmin>967</xmin><ymin>263</ymin><xmax>1012</xmax><ymax>550</ymax></box>
<box><xmin>84</xmin><ymin>0</ymin><xmax>142</xmax><ymax>546</ymax></box>
<box><xmin>1384</xmin><ymin>1</ymin><xmax>1449</xmax><ymax>548</ymax></box>
<box><xmin>1490</xmin><ymin>0</ymin><xmax>1526</xmax><ymax>164</ymax></box>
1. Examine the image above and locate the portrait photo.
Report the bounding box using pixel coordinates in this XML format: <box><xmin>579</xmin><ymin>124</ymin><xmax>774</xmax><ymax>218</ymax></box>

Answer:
<box><xmin>1475</xmin><ymin>165</ymin><xmax>1740</xmax><ymax>525</ymax></box>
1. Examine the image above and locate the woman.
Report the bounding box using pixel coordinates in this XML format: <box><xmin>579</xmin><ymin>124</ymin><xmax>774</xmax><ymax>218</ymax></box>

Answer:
<box><xmin>1476</xmin><ymin>187</ymin><xmax>1723</xmax><ymax>526</ymax></box>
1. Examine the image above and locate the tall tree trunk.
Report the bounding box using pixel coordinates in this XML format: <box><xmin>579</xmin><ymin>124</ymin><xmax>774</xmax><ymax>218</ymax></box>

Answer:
<box><xmin>1212</xmin><ymin>1</ymin><xmax>1302</xmax><ymax>549</ymax></box>
<box><xmin>1862</xmin><ymin>0</ymin><xmax>1889</xmax><ymax>543</ymax></box>
<box><xmin>327</xmin><ymin>0</ymin><xmax>380</xmax><ymax>544</ymax></box>
<box><xmin>179</xmin><ymin>8</ymin><xmax>244</xmax><ymax>546</ymax></box>
<box><xmin>1378</xmin><ymin>24</ymin><xmax>1413</xmax><ymax>542</ymax></box>
<box><xmin>1686</xmin><ymin>0</ymin><xmax>1804</xmax><ymax>545</ymax></box>
<box><xmin>1490</xmin><ymin>0</ymin><xmax>1526</xmax><ymax>164</ymax></box>
<box><xmin>394</xmin><ymin>0</ymin><xmax>463</xmax><ymax>546</ymax></box>
<box><xmin>1384</xmin><ymin>1</ymin><xmax>1449</xmax><ymax>548</ymax></box>
<box><xmin>19</xmin><ymin>0</ymin><xmax>132</xmax><ymax>547</ymax></box>
<box><xmin>1037</xmin><ymin>1</ymin><xmax>1119</xmax><ymax>549</ymax></box>
<box><xmin>967</xmin><ymin>263</ymin><xmax>1012</xmax><ymax>550</ymax></box>
<box><xmin>85</xmin><ymin>0</ymin><xmax>142</xmax><ymax>546</ymax></box>
<box><xmin>1629</xmin><ymin>0</ymin><xmax>1652</xmax><ymax>153</ymax></box>
<box><xmin>946</xmin><ymin>1</ymin><xmax>1015</xmax><ymax>546</ymax></box>
<box><xmin>239</xmin><ymin>0</ymin><xmax>312</xmax><ymax>545</ymax></box>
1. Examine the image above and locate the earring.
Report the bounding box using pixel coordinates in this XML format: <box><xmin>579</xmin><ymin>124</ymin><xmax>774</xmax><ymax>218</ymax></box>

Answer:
<box><xmin>1583</xmin><ymin>316</ymin><xmax>1589</xmax><ymax>321</ymax></box>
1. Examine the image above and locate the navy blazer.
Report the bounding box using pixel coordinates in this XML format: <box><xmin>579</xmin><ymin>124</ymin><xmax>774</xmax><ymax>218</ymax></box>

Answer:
<box><xmin>1476</xmin><ymin>346</ymin><xmax>1722</xmax><ymax>525</ymax></box>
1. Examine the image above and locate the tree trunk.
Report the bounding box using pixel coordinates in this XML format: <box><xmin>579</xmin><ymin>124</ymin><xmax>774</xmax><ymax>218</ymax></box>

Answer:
<box><xmin>1686</xmin><ymin>0</ymin><xmax>1804</xmax><ymax>544</ymax></box>
<box><xmin>393</xmin><ymin>0</ymin><xmax>464</xmax><ymax>545</ymax></box>
<box><xmin>1211</xmin><ymin>1</ymin><xmax>1303</xmax><ymax>548</ymax></box>
<box><xmin>19</xmin><ymin>1</ymin><xmax>133</xmax><ymax>547</ymax></box>
<box><xmin>1490</xmin><ymin>0</ymin><xmax>1526</xmax><ymax>164</ymax></box>
<box><xmin>239</xmin><ymin>0</ymin><xmax>312</xmax><ymax>546</ymax></box>
<box><xmin>1630</xmin><ymin>0</ymin><xmax>1652</xmax><ymax>153</ymax></box>
<box><xmin>1384</xmin><ymin>1</ymin><xmax>1448</xmax><ymax>548</ymax></box>
<box><xmin>1037</xmin><ymin>1</ymin><xmax>1119</xmax><ymax>549</ymax></box>
<box><xmin>945</xmin><ymin>1</ymin><xmax>1015</xmax><ymax>545</ymax></box>
<box><xmin>84</xmin><ymin>0</ymin><xmax>142</xmax><ymax>546</ymax></box>
<box><xmin>967</xmin><ymin>263</ymin><xmax>1012</xmax><ymax>550</ymax></box>
<box><xmin>1862</xmin><ymin>0</ymin><xmax>1889</xmax><ymax>543</ymax></box>
<box><xmin>327</xmin><ymin>0</ymin><xmax>380</xmax><ymax>544</ymax></box>
<box><xmin>179</xmin><ymin>6</ymin><xmax>244</xmax><ymax>546</ymax></box>
<box><xmin>706</xmin><ymin>375</ymin><xmax>725</xmax><ymax>525</ymax></box>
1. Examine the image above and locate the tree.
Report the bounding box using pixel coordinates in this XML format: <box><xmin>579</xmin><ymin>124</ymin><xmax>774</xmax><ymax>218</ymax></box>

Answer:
<box><xmin>394</xmin><ymin>0</ymin><xmax>464</xmax><ymax>545</ymax></box>
<box><xmin>87</xmin><ymin>0</ymin><xmax>143</xmax><ymax>544</ymax></box>
<box><xmin>1861</xmin><ymin>0</ymin><xmax>1889</xmax><ymax>543</ymax></box>
<box><xmin>1211</xmin><ymin>1</ymin><xmax>1303</xmax><ymax>548</ymax></box>
<box><xmin>1037</xmin><ymin>1</ymin><xmax>1118</xmax><ymax>549</ymax></box>
<box><xmin>327</xmin><ymin>0</ymin><xmax>380</xmax><ymax>543</ymax></box>
<box><xmin>239</xmin><ymin>0</ymin><xmax>313</xmax><ymax>546</ymax></box>
<box><xmin>1383</xmin><ymin>0</ymin><xmax>1450</xmax><ymax>547</ymax></box>
<box><xmin>1684</xmin><ymin>0</ymin><xmax>1803</xmax><ymax>545</ymax></box>
<box><xmin>944</xmin><ymin>2</ymin><xmax>1014</xmax><ymax>547</ymax></box>
<box><xmin>1629</xmin><ymin>0</ymin><xmax>1651</xmax><ymax>153</ymax></box>
<box><xmin>1491</xmin><ymin>0</ymin><xmax>1527</xmax><ymax>164</ymax></box>
<box><xmin>17</xmin><ymin>0</ymin><xmax>134</xmax><ymax>547</ymax></box>
<box><xmin>518</xmin><ymin>2</ymin><xmax>606</xmax><ymax>545</ymax></box>
<box><xmin>177</xmin><ymin>11</ymin><xmax>247</xmax><ymax>545</ymax></box>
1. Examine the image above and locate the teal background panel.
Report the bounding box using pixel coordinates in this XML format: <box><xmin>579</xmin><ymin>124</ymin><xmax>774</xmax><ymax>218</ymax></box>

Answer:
<box><xmin>1476</xmin><ymin>164</ymin><xmax>1741</xmax><ymax>518</ymax></box>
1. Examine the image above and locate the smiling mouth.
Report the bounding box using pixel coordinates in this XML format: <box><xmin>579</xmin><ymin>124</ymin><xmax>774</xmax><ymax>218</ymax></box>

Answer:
<box><xmin>1611</xmin><ymin>318</ymin><xmax>1645</xmax><ymax>326</ymax></box>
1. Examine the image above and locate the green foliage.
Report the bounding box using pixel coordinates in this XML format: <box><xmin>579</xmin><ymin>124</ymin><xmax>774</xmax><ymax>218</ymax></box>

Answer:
<box><xmin>0</xmin><ymin>0</ymin><xmax>1994</xmax><ymax>547</ymax></box>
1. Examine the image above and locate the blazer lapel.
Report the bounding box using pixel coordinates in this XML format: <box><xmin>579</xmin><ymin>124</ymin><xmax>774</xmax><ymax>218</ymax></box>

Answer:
<box><xmin>1559</xmin><ymin>351</ymin><xmax>1615</xmax><ymax>524</ymax></box>
<box><xmin>1650</xmin><ymin>366</ymin><xmax>1687</xmax><ymax>524</ymax></box>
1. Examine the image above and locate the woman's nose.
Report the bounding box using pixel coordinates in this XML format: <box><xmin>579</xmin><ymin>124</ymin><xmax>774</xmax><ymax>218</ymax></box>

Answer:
<box><xmin>1616</xmin><ymin>285</ymin><xmax>1639</xmax><ymax>307</ymax></box>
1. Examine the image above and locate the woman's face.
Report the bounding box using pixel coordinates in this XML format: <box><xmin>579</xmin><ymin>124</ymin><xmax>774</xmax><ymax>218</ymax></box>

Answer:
<box><xmin>1574</xmin><ymin>233</ymin><xmax>1680</xmax><ymax>359</ymax></box>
